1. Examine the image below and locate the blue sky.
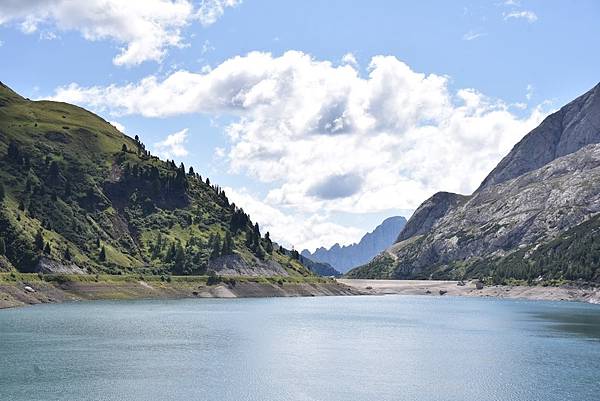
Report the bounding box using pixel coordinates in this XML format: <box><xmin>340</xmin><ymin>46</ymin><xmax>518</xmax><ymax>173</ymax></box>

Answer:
<box><xmin>1</xmin><ymin>0</ymin><xmax>599</xmax><ymax>250</ymax></box>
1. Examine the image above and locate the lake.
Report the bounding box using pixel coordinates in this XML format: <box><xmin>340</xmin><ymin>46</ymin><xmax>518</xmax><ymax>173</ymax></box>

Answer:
<box><xmin>1</xmin><ymin>295</ymin><xmax>599</xmax><ymax>401</ymax></box>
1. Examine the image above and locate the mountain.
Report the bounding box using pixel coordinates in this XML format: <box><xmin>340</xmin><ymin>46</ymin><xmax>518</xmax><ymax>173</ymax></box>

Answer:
<box><xmin>302</xmin><ymin>216</ymin><xmax>407</xmax><ymax>273</ymax></box>
<box><xmin>298</xmin><ymin>255</ymin><xmax>341</xmax><ymax>277</ymax></box>
<box><xmin>0</xmin><ymin>82</ymin><xmax>314</xmax><ymax>278</ymax></box>
<box><xmin>347</xmin><ymin>83</ymin><xmax>600</xmax><ymax>284</ymax></box>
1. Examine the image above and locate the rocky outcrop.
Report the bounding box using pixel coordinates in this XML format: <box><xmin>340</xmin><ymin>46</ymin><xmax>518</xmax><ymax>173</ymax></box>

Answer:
<box><xmin>208</xmin><ymin>254</ymin><xmax>289</xmax><ymax>277</ymax></box>
<box><xmin>302</xmin><ymin>216</ymin><xmax>407</xmax><ymax>273</ymax></box>
<box><xmin>35</xmin><ymin>257</ymin><xmax>87</xmax><ymax>275</ymax></box>
<box><xmin>478</xmin><ymin>82</ymin><xmax>600</xmax><ymax>190</ymax></box>
<box><xmin>348</xmin><ymin>82</ymin><xmax>600</xmax><ymax>281</ymax></box>
<box><xmin>396</xmin><ymin>192</ymin><xmax>469</xmax><ymax>242</ymax></box>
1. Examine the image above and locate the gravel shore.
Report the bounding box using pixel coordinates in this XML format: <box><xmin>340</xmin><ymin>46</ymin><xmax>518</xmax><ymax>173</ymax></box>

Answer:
<box><xmin>338</xmin><ymin>279</ymin><xmax>600</xmax><ymax>304</ymax></box>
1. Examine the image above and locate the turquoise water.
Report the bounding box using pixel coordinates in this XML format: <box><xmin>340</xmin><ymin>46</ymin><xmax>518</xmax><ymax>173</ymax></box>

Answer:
<box><xmin>1</xmin><ymin>295</ymin><xmax>599</xmax><ymax>401</ymax></box>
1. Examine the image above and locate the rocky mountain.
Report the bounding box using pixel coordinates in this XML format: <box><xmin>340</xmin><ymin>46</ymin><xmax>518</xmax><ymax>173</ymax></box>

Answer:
<box><xmin>0</xmin><ymin>82</ymin><xmax>314</xmax><ymax>278</ymax></box>
<box><xmin>298</xmin><ymin>255</ymin><xmax>341</xmax><ymax>277</ymax></box>
<box><xmin>302</xmin><ymin>216</ymin><xmax>407</xmax><ymax>273</ymax></box>
<box><xmin>347</xmin><ymin>82</ymin><xmax>600</xmax><ymax>284</ymax></box>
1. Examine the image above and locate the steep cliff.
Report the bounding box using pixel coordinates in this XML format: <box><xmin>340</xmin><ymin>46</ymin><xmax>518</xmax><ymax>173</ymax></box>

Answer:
<box><xmin>348</xmin><ymin>83</ymin><xmax>600</xmax><ymax>283</ymax></box>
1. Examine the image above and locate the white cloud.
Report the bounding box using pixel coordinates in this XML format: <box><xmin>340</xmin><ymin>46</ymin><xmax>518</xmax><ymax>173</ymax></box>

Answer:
<box><xmin>214</xmin><ymin>146</ymin><xmax>226</xmax><ymax>158</ymax></box>
<box><xmin>39</xmin><ymin>30</ymin><xmax>58</xmax><ymax>40</ymax></box>
<box><xmin>224</xmin><ymin>187</ymin><xmax>363</xmax><ymax>251</ymax></box>
<box><xmin>462</xmin><ymin>30</ymin><xmax>486</xmax><ymax>41</ymax></box>
<box><xmin>109</xmin><ymin>121</ymin><xmax>126</xmax><ymax>133</ymax></box>
<box><xmin>200</xmin><ymin>39</ymin><xmax>215</xmax><ymax>55</ymax></box>
<box><xmin>153</xmin><ymin>128</ymin><xmax>190</xmax><ymax>159</ymax></box>
<box><xmin>526</xmin><ymin>83</ymin><xmax>534</xmax><ymax>100</ymax></box>
<box><xmin>49</xmin><ymin>51</ymin><xmax>549</xmax><ymax>248</ymax></box>
<box><xmin>196</xmin><ymin>0</ymin><xmax>241</xmax><ymax>26</ymax></box>
<box><xmin>503</xmin><ymin>10</ymin><xmax>538</xmax><ymax>23</ymax></box>
<box><xmin>341</xmin><ymin>52</ymin><xmax>358</xmax><ymax>66</ymax></box>
<box><xmin>0</xmin><ymin>0</ymin><xmax>239</xmax><ymax>66</ymax></box>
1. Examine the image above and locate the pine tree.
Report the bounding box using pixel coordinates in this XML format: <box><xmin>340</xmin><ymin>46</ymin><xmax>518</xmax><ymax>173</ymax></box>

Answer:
<box><xmin>35</xmin><ymin>230</ymin><xmax>44</xmax><ymax>251</ymax></box>
<box><xmin>265</xmin><ymin>232</ymin><xmax>274</xmax><ymax>254</ymax></box>
<box><xmin>173</xmin><ymin>243</ymin><xmax>186</xmax><ymax>274</ymax></box>
<box><xmin>165</xmin><ymin>242</ymin><xmax>177</xmax><ymax>262</ymax></box>
<box><xmin>211</xmin><ymin>234</ymin><xmax>222</xmax><ymax>259</ymax></box>
<box><xmin>121</xmin><ymin>144</ymin><xmax>128</xmax><ymax>152</ymax></box>
<box><xmin>7</xmin><ymin>140</ymin><xmax>20</xmax><ymax>162</ymax></box>
<box><xmin>252</xmin><ymin>223</ymin><xmax>261</xmax><ymax>250</ymax></box>
<box><xmin>0</xmin><ymin>237</ymin><xmax>5</xmax><ymax>256</ymax></box>
<box><xmin>48</xmin><ymin>160</ymin><xmax>61</xmax><ymax>180</ymax></box>
<box><xmin>221</xmin><ymin>231</ymin><xmax>234</xmax><ymax>255</ymax></box>
<box><xmin>0</xmin><ymin>182</ymin><xmax>5</xmax><ymax>203</ymax></box>
<box><xmin>64</xmin><ymin>247</ymin><xmax>72</xmax><ymax>261</ymax></box>
<box><xmin>245</xmin><ymin>230</ymin><xmax>253</xmax><ymax>247</ymax></box>
<box><xmin>99</xmin><ymin>246</ymin><xmax>107</xmax><ymax>262</ymax></box>
<box><xmin>64</xmin><ymin>181</ymin><xmax>72</xmax><ymax>197</ymax></box>
<box><xmin>44</xmin><ymin>242</ymin><xmax>51</xmax><ymax>255</ymax></box>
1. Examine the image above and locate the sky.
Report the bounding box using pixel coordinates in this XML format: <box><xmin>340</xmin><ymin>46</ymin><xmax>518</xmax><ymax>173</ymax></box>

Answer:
<box><xmin>1</xmin><ymin>0</ymin><xmax>599</xmax><ymax>251</ymax></box>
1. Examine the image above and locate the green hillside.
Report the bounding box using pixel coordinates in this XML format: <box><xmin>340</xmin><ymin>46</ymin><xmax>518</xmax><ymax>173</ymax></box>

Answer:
<box><xmin>0</xmin><ymin>82</ymin><xmax>312</xmax><ymax>278</ymax></box>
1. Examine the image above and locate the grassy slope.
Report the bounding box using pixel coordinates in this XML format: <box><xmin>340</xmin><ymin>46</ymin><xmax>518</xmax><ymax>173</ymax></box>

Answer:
<box><xmin>0</xmin><ymin>82</ymin><xmax>313</xmax><ymax>278</ymax></box>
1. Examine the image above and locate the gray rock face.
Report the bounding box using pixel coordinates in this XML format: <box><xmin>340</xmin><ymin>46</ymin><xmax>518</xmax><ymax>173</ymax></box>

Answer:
<box><xmin>302</xmin><ymin>216</ymin><xmax>407</xmax><ymax>273</ymax></box>
<box><xmin>348</xmin><ymin>82</ymin><xmax>600</xmax><ymax>279</ymax></box>
<box><xmin>36</xmin><ymin>257</ymin><xmax>86</xmax><ymax>275</ymax></box>
<box><xmin>478</xmin><ymin>82</ymin><xmax>600</xmax><ymax>191</ymax></box>
<box><xmin>390</xmin><ymin>144</ymin><xmax>600</xmax><ymax>275</ymax></box>
<box><xmin>396</xmin><ymin>192</ymin><xmax>469</xmax><ymax>242</ymax></box>
<box><xmin>208</xmin><ymin>254</ymin><xmax>289</xmax><ymax>277</ymax></box>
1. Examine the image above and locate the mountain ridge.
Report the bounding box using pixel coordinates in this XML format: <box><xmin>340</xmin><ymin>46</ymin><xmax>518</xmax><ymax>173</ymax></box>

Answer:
<box><xmin>0</xmin><ymin>82</ymin><xmax>315</xmax><ymax>278</ymax></box>
<box><xmin>347</xmin><ymin>82</ymin><xmax>600</xmax><ymax>283</ymax></box>
<box><xmin>302</xmin><ymin>216</ymin><xmax>406</xmax><ymax>273</ymax></box>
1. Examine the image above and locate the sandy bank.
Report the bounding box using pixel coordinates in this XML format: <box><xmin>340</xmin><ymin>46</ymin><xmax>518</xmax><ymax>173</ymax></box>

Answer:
<box><xmin>338</xmin><ymin>279</ymin><xmax>600</xmax><ymax>304</ymax></box>
<box><xmin>0</xmin><ymin>275</ymin><xmax>361</xmax><ymax>309</ymax></box>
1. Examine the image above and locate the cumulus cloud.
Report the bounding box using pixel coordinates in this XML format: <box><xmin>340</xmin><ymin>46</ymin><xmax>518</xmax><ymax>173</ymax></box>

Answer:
<box><xmin>503</xmin><ymin>10</ymin><xmax>538</xmax><ymax>23</ymax></box>
<box><xmin>196</xmin><ymin>0</ymin><xmax>241</xmax><ymax>26</ymax></box>
<box><xmin>48</xmin><ymin>51</ymin><xmax>549</xmax><ymax>248</ymax></box>
<box><xmin>0</xmin><ymin>0</ymin><xmax>239</xmax><ymax>66</ymax></box>
<box><xmin>109</xmin><ymin>121</ymin><xmax>126</xmax><ymax>133</ymax></box>
<box><xmin>308</xmin><ymin>173</ymin><xmax>364</xmax><ymax>200</ymax></box>
<box><xmin>224</xmin><ymin>187</ymin><xmax>364</xmax><ymax>251</ymax></box>
<box><xmin>341</xmin><ymin>52</ymin><xmax>358</xmax><ymax>66</ymax></box>
<box><xmin>153</xmin><ymin>128</ymin><xmax>190</xmax><ymax>159</ymax></box>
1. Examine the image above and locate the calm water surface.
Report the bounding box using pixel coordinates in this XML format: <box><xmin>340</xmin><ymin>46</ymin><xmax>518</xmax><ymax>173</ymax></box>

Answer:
<box><xmin>1</xmin><ymin>295</ymin><xmax>599</xmax><ymax>401</ymax></box>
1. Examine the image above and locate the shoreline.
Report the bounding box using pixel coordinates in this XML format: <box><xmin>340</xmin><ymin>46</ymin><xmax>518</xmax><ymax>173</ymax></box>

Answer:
<box><xmin>338</xmin><ymin>279</ymin><xmax>600</xmax><ymax>304</ymax></box>
<box><xmin>0</xmin><ymin>274</ymin><xmax>362</xmax><ymax>309</ymax></box>
<box><xmin>2</xmin><ymin>274</ymin><xmax>599</xmax><ymax>310</ymax></box>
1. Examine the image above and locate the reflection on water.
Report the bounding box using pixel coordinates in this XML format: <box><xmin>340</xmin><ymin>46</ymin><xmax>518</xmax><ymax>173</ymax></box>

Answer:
<box><xmin>1</xmin><ymin>296</ymin><xmax>599</xmax><ymax>401</ymax></box>
<box><xmin>531</xmin><ymin>304</ymin><xmax>600</xmax><ymax>341</ymax></box>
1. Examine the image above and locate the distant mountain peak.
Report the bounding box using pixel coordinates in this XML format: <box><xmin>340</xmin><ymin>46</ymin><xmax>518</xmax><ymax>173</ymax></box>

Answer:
<box><xmin>347</xmin><ymin>82</ymin><xmax>600</xmax><ymax>283</ymax></box>
<box><xmin>303</xmin><ymin>216</ymin><xmax>407</xmax><ymax>273</ymax></box>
